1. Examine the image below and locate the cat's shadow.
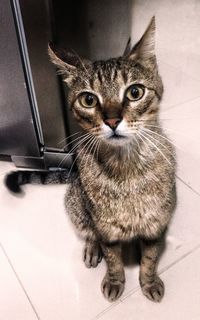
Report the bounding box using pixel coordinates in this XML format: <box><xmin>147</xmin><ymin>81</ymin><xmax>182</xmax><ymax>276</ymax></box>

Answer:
<box><xmin>121</xmin><ymin>239</ymin><xmax>141</xmax><ymax>266</ymax></box>
<box><xmin>121</xmin><ymin>238</ymin><xmax>166</xmax><ymax>267</ymax></box>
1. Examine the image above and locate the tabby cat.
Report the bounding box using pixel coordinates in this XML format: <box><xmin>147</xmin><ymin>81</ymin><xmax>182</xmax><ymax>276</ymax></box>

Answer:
<box><xmin>5</xmin><ymin>17</ymin><xmax>176</xmax><ymax>302</ymax></box>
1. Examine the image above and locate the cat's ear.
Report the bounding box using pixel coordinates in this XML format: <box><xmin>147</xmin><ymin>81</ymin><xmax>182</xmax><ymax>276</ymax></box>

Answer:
<box><xmin>123</xmin><ymin>37</ymin><xmax>131</xmax><ymax>56</ymax></box>
<box><xmin>48</xmin><ymin>42</ymin><xmax>77</xmax><ymax>74</ymax></box>
<box><xmin>48</xmin><ymin>42</ymin><xmax>91</xmax><ymax>84</ymax></box>
<box><xmin>128</xmin><ymin>16</ymin><xmax>156</xmax><ymax>63</ymax></box>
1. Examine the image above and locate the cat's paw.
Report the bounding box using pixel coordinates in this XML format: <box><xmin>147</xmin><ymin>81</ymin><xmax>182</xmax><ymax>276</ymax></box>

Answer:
<box><xmin>101</xmin><ymin>276</ymin><xmax>125</xmax><ymax>302</ymax></box>
<box><xmin>140</xmin><ymin>276</ymin><xmax>164</xmax><ymax>302</ymax></box>
<box><xmin>83</xmin><ymin>241</ymin><xmax>102</xmax><ymax>268</ymax></box>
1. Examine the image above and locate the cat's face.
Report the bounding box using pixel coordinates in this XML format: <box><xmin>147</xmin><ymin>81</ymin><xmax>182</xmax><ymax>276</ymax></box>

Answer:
<box><xmin>49</xmin><ymin>17</ymin><xmax>163</xmax><ymax>147</ymax></box>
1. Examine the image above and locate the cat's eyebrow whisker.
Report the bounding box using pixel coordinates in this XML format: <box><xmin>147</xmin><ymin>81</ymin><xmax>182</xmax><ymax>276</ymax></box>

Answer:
<box><xmin>139</xmin><ymin>131</ymin><xmax>172</xmax><ymax>166</ymax></box>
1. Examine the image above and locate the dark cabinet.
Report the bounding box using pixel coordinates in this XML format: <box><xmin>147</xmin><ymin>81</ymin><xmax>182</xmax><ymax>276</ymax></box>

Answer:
<box><xmin>0</xmin><ymin>0</ymin><xmax>132</xmax><ymax>169</ymax></box>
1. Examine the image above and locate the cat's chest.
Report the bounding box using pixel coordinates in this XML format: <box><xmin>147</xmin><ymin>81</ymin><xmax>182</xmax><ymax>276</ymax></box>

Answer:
<box><xmin>81</xmin><ymin>169</ymin><xmax>168</xmax><ymax>240</ymax></box>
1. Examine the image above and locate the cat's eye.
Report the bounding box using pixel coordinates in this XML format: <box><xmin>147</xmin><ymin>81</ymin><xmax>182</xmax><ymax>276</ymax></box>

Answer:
<box><xmin>125</xmin><ymin>84</ymin><xmax>145</xmax><ymax>101</ymax></box>
<box><xmin>79</xmin><ymin>93</ymin><xmax>98</xmax><ymax>108</ymax></box>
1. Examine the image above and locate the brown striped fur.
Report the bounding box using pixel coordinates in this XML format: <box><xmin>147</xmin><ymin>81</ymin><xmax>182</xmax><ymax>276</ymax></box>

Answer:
<box><xmin>48</xmin><ymin>17</ymin><xmax>176</xmax><ymax>302</ymax></box>
<box><xmin>6</xmin><ymin>17</ymin><xmax>176</xmax><ymax>303</ymax></box>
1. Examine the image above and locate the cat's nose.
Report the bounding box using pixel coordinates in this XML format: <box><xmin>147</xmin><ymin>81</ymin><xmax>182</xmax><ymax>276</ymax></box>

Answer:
<box><xmin>104</xmin><ymin>118</ymin><xmax>122</xmax><ymax>130</ymax></box>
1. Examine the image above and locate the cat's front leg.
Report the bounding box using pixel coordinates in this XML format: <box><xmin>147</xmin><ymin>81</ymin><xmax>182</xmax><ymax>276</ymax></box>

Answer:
<box><xmin>139</xmin><ymin>234</ymin><xmax>165</xmax><ymax>302</ymax></box>
<box><xmin>83</xmin><ymin>239</ymin><xmax>103</xmax><ymax>268</ymax></box>
<box><xmin>100</xmin><ymin>241</ymin><xmax>125</xmax><ymax>302</ymax></box>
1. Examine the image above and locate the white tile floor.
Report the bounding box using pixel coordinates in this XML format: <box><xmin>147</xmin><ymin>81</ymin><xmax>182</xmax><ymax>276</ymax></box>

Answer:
<box><xmin>1</xmin><ymin>1</ymin><xmax>200</xmax><ymax>319</ymax></box>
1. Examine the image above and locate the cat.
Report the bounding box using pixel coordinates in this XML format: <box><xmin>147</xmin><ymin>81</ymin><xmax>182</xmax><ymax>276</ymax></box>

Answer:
<box><xmin>5</xmin><ymin>17</ymin><xmax>176</xmax><ymax>302</ymax></box>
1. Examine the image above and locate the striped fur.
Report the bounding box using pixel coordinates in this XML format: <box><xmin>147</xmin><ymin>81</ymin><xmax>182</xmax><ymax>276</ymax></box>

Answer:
<box><xmin>5</xmin><ymin>18</ymin><xmax>176</xmax><ymax>303</ymax></box>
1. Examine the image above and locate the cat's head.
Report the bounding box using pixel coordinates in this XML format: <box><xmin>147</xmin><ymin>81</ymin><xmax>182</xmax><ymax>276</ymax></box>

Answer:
<box><xmin>49</xmin><ymin>17</ymin><xmax>163</xmax><ymax>147</ymax></box>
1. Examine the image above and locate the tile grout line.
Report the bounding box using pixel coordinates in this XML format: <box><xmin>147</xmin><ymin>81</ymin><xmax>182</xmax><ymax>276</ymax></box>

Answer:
<box><xmin>176</xmin><ymin>174</ymin><xmax>200</xmax><ymax>197</ymax></box>
<box><xmin>158</xmin><ymin>58</ymin><xmax>200</xmax><ymax>83</ymax></box>
<box><xmin>162</xmin><ymin>95</ymin><xmax>200</xmax><ymax>112</ymax></box>
<box><xmin>94</xmin><ymin>243</ymin><xmax>200</xmax><ymax>319</ymax></box>
<box><xmin>0</xmin><ymin>242</ymin><xmax>41</xmax><ymax>320</ymax></box>
<box><xmin>158</xmin><ymin>243</ymin><xmax>200</xmax><ymax>275</ymax></box>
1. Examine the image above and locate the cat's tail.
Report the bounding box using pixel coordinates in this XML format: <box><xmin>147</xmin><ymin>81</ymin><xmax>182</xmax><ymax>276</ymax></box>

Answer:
<box><xmin>4</xmin><ymin>169</ymin><xmax>73</xmax><ymax>194</ymax></box>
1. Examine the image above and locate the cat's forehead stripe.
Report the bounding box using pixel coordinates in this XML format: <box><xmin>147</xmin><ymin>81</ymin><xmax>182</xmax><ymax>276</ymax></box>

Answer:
<box><xmin>93</xmin><ymin>60</ymin><xmax>126</xmax><ymax>87</ymax></box>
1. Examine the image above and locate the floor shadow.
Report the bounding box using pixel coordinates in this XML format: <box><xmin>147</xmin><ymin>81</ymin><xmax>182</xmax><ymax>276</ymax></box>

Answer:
<box><xmin>121</xmin><ymin>239</ymin><xmax>141</xmax><ymax>267</ymax></box>
<box><xmin>121</xmin><ymin>233</ymin><xmax>167</xmax><ymax>267</ymax></box>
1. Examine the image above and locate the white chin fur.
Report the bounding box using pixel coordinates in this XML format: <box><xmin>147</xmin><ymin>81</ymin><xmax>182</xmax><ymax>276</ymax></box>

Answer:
<box><xmin>115</xmin><ymin>119</ymin><xmax>130</xmax><ymax>136</ymax></box>
<box><xmin>101</xmin><ymin>120</ymin><xmax>132</xmax><ymax>145</ymax></box>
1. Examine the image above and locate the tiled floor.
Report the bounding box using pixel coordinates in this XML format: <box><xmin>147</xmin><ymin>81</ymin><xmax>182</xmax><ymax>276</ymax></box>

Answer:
<box><xmin>1</xmin><ymin>1</ymin><xmax>200</xmax><ymax>319</ymax></box>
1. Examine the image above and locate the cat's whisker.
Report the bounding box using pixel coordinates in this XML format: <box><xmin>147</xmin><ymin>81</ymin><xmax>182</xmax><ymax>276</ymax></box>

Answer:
<box><xmin>92</xmin><ymin>136</ymin><xmax>101</xmax><ymax>163</ymax></box>
<box><xmin>61</xmin><ymin>132</ymin><xmax>91</xmax><ymax>151</ymax></box>
<box><xmin>83</xmin><ymin>136</ymin><xmax>98</xmax><ymax>173</ymax></box>
<box><xmin>79</xmin><ymin>135</ymin><xmax>96</xmax><ymax>165</ymax></box>
<box><xmin>136</xmin><ymin>132</ymin><xmax>154</xmax><ymax>158</ymax></box>
<box><xmin>133</xmin><ymin>135</ymin><xmax>140</xmax><ymax>152</ymax></box>
<box><xmin>66</xmin><ymin>139</ymin><xmax>91</xmax><ymax>177</ymax></box>
<box><xmin>69</xmin><ymin>128</ymin><xmax>106</xmax><ymax>175</ymax></box>
<box><xmin>160</xmin><ymin>117</ymin><xmax>200</xmax><ymax>121</ymax></box>
<box><xmin>96</xmin><ymin>138</ymin><xmax>102</xmax><ymax>162</ymax></box>
<box><xmin>141</xmin><ymin>129</ymin><xmax>175</xmax><ymax>157</ymax></box>
<box><xmin>144</xmin><ymin>124</ymin><xmax>200</xmax><ymax>147</ymax></box>
<box><xmin>68</xmin><ymin>135</ymin><xmax>95</xmax><ymax>176</ymax></box>
<box><xmin>79</xmin><ymin>137</ymin><xmax>98</xmax><ymax>177</ymax></box>
<box><xmin>60</xmin><ymin>127</ymin><xmax>101</xmax><ymax>150</ymax></box>
<box><xmin>87</xmin><ymin>138</ymin><xmax>100</xmax><ymax>180</ymax></box>
<box><xmin>58</xmin><ymin>133</ymin><xmax>92</xmax><ymax>168</ymax></box>
<box><xmin>140</xmin><ymin>117</ymin><xmax>200</xmax><ymax>121</ymax></box>
<box><xmin>143</xmin><ymin>127</ymin><xmax>185</xmax><ymax>154</ymax></box>
<box><xmin>83</xmin><ymin>139</ymin><xmax>101</xmax><ymax>191</ymax></box>
<box><xmin>136</xmin><ymin>121</ymin><xmax>185</xmax><ymax>152</ymax></box>
<box><xmin>133</xmin><ymin>135</ymin><xmax>143</xmax><ymax>158</ymax></box>
<box><xmin>139</xmin><ymin>131</ymin><xmax>172</xmax><ymax>166</ymax></box>
<box><xmin>58</xmin><ymin>131</ymin><xmax>81</xmax><ymax>145</ymax></box>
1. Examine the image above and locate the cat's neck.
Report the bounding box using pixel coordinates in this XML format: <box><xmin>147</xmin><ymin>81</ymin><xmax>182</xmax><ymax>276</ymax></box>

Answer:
<box><xmin>78</xmin><ymin>125</ymin><xmax>162</xmax><ymax>179</ymax></box>
<box><xmin>94</xmin><ymin>139</ymin><xmax>153</xmax><ymax>178</ymax></box>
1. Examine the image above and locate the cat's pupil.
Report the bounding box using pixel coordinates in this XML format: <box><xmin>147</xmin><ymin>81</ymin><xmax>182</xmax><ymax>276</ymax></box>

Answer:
<box><xmin>85</xmin><ymin>94</ymin><xmax>94</xmax><ymax>106</ymax></box>
<box><xmin>131</xmin><ymin>87</ymin><xmax>139</xmax><ymax>98</ymax></box>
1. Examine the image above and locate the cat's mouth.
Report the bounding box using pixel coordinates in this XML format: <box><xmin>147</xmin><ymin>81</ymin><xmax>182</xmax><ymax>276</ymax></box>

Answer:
<box><xmin>106</xmin><ymin>132</ymin><xmax>130</xmax><ymax>145</ymax></box>
<box><xmin>109</xmin><ymin>132</ymin><xmax>126</xmax><ymax>140</ymax></box>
